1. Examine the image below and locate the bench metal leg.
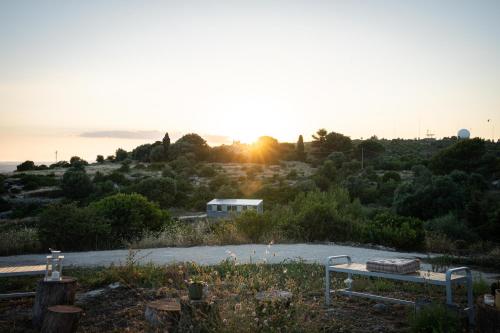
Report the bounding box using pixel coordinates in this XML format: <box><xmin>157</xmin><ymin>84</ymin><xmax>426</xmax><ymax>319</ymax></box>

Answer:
<box><xmin>325</xmin><ymin>266</ymin><xmax>331</xmax><ymax>306</ymax></box>
<box><xmin>445</xmin><ymin>267</ymin><xmax>474</xmax><ymax>326</ymax></box>
<box><xmin>325</xmin><ymin>255</ymin><xmax>352</xmax><ymax>307</ymax></box>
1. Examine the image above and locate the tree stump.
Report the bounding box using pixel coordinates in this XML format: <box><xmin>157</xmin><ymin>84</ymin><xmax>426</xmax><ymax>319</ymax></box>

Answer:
<box><xmin>144</xmin><ymin>298</ymin><xmax>181</xmax><ymax>330</ymax></box>
<box><xmin>178</xmin><ymin>296</ymin><xmax>221</xmax><ymax>331</ymax></box>
<box><xmin>33</xmin><ymin>277</ymin><xmax>78</xmax><ymax>329</ymax></box>
<box><xmin>41</xmin><ymin>305</ymin><xmax>82</xmax><ymax>333</ymax></box>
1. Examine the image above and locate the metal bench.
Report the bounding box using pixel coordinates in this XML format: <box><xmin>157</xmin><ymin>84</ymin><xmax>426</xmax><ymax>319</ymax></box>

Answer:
<box><xmin>325</xmin><ymin>255</ymin><xmax>474</xmax><ymax>325</ymax></box>
<box><xmin>0</xmin><ymin>264</ymin><xmax>46</xmax><ymax>299</ymax></box>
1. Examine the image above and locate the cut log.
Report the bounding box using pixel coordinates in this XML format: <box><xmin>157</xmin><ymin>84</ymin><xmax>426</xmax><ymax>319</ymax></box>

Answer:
<box><xmin>180</xmin><ymin>296</ymin><xmax>221</xmax><ymax>326</ymax></box>
<box><xmin>41</xmin><ymin>305</ymin><xmax>82</xmax><ymax>333</ymax></box>
<box><xmin>32</xmin><ymin>277</ymin><xmax>78</xmax><ymax>329</ymax></box>
<box><xmin>144</xmin><ymin>298</ymin><xmax>181</xmax><ymax>330</ymax></box>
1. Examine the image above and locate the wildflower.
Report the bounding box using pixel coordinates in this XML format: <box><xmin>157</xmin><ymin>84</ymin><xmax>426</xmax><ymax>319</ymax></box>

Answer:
<box><xmin>283</xmin><ymin>268</ymin><xmax>288</xmax><ymax>274</ymax></box>
<box><xmin>235</xmin><ymin>303</ymin><xmax>242</xmax><ymax>311</ymax></box>
<box><xmin>223</xmin><ymin>319</ymin><xmax>227</xmax><ymax>324</ymax></box>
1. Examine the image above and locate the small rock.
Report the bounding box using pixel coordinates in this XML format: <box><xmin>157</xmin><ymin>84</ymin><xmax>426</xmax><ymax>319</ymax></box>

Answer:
<box><xmin>108</xmin><ymin>282</ymin><xmax>121</xmax><ymax>289</ymax></box>
<box><xmin>373</xmin><ymin>303</ymin><xmax>389</xmax><ymax>313</ymax></box>
<box><xmin>76</xmin><ymin>288</ymin><xmax>105</xmax><ymax>302</ymax></box>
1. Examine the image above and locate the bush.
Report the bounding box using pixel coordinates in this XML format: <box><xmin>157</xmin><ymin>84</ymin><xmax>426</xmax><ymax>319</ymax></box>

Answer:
<box><xmin>235</xmin><ymin>210</ymin><xmax>271</xmax><ymax>243</ymax></box>
<box><xmin>38</xmin><ymin>203</ymin><xmax>110</xmax><ymax>250</ymax></box>
<box><xmin>149</xmin><ymin>145</ymin><xmax>166</xmax><ymax>162</ymax></box>
<box><xmin>96</xmin><ymin>155</ymin><xmax>104</xmax><ymax>163</ymax></box>
<box><xmin>16</xmin><ymin>161</ymin><xmax>36</xmax><ymax>172</ymax></box>
<box><xmin>88</xmin><ymin>193</ymin><xmax>169</xmax><ymax>243</ymax></box>
<box><xmin>127</xmin><ymin>177</ymin><xmax>177</xmax><ymax>208</ymax></box>
<box><xmin>69</xmin><ymin>156</ymin><xmax>88</xmax><ymax>169</ymax></box>
<box><xmin>363</xmin><ymin>211</ymin><xmax>425</xmax><ymax>250</ymax></box>
<box><xmin>115</xmin><ymin>148</ymin><xmax>128</xmax><ymax>162</ymax></box>
<box><xmin>382</xmin><ymin>171</ymin><xmax>401</xmax><ymax>182</ymax></box>
<box><xmin>425</xmin><ymin>214</ymin><xmax>474</xmax><ymax>241</ymax></box>
<box><xmin>408</xmin><ymin>304</ymin><xmax>461</xmax><ymax>333</ymax></box>
<box><xmin>61</xmin><ymin>169</ymin><xmax>94</xmax><ymax>200</ymax></box>
<box><xmin>285</xmin><ymin>188</ymin><xmax>364</xmax><ymax>242</ymax></box>
<box><xmin>199</xmin><ymin>164</ymin><xmax>217</xmax><ymax>177</ymax></box>
<box><xmin>17</xmin><ymin>173</ymin><xmax>58</xmax><ymax>191</ymax></box>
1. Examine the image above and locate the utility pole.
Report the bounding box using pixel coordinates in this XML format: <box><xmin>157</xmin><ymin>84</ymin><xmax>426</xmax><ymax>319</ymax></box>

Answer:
<box><xmin>55</xmin><ymin>151</ymin><xmax>58</xmax><ymax>163</ymax></box>
<box><xmin>488</xmin><ymin>119</ymin><xmax>494</xmax><ymax>142</ymax></box>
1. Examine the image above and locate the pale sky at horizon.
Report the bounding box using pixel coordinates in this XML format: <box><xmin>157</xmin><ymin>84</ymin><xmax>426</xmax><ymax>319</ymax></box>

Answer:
<box><xmin>1</xmin><ymin>0</ymin><xmax>499</xmax><ymax>162</ymax></box>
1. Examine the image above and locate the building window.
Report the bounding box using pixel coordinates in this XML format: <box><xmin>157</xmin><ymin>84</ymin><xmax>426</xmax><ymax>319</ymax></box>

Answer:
<box><xmin>211</xmin><ymin>205</ymin><xmax>217</xmax><ymax>211</ymax></box>
<box><xmin>217</xmin><ymin>205</ymin><xmax>222</xmax><ymax>212</ymax></box>
<box><xmin>242</xmin><ymin>206</ymin><xmax>247</xmax><ymax>211</ymax></box>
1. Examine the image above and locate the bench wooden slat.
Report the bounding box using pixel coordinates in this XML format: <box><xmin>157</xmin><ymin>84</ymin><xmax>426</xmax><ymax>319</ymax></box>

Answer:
<box><xmin>328</xmin><ymin>263</ymin><xmax>465</xmax><ymax>286</ymax></box>
<box><xmin>0</xmin><ymin>265</ymin><xmax>46</xmax><ymax>277</ymax></box>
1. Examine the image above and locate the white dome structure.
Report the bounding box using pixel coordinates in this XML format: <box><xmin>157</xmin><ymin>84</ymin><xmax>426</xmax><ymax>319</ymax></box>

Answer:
<box><xmin>457</xmin><ymin>128</ymin><xmax>470</xmax><ymax>139</ymax></box>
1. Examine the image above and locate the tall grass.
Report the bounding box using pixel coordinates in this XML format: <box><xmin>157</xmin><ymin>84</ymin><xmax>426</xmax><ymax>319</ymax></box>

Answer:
<box><xmin>0</xmin><ymin>227</ymin><xmax>42</xmax><ymax>255</ymax></box>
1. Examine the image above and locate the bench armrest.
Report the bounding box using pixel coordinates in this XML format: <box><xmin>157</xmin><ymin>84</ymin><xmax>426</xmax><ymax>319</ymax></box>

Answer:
<box><xmin>326</xmin><ymin>255</ymin><xmax>352</xmax><ymax>267</ymax></box>
<box><xmin>445</xmin><ymin>266</ymin><xmax>471</xmax><ymax>282</ymax></box>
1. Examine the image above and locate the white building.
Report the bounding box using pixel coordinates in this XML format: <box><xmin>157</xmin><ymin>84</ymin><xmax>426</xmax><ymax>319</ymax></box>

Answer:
<box><xmin>206</xmin><ymin>199</ymin><xmax>263</xmax><ymax>218</ymax></box>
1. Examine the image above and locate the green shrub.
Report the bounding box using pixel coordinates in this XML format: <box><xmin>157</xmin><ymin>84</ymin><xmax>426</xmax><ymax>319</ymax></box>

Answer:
<box><xmin>425</xmin><ymin>214</ymin><xmax>473</xmax><ymax>241</ymax></box>
<box><xmin>408</xmin><ymin>303</ymin><xmax>461</xmax><ymax>333</ymax></box>
<box><xmin>235</xmin><ymin>210</ymin><xmax>271</xmax><ymax>243</ymax></box>
<box><xmin>199</xmin><ymin>164</ymin><xmax>217</xmax><ymax>177</ymax></box>
<box><xmin>88</xmin><ymin>193</ymin><xmax>169</xmax><ymax>243</ymax></box>
<box><xmin>363</xmin><ymin>211</ymin><xmax>425</xmax><ymax>250</ymax></box>
<box><xmin>127</xmin><ymin>177</ymin><xmax>177</xmax><ymax>208</ymax></box>
<box><xmin>16</xmin><ymin>160</ymin><xmax>36</xmax><ymax>172</ymax></box>
<box><xmin>38</xmin><ymin>203</ymin><xmax>111</xmax><ymax>250</ymax></box>
<box><xmin>61</xmin><ymin>168</ymin><xmax>94</xmax><ymax>200</ymax></box>
<box><xmin>285</xmin><ymin>188</ymin><xmax>364</xmax><ymax>242</ymax></box>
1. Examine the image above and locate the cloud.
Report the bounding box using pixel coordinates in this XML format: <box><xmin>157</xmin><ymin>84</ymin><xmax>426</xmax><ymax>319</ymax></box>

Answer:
<box><xmin>203</xmin><ymin>134</ymin><xmax>233</xmax><ymax>146</ymax></box>
<box><xmin>80</xmin><ymin>130</ymin><xmax>163</xmax><ymax>140</ymax></box>
<box><xmin>80</xmin><ymin>130</ymin><xmax>233</xmax><ymax>146</ymax></box>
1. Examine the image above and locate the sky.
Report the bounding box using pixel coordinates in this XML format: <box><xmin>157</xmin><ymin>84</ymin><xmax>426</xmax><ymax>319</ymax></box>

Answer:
<box><xmin>1</xmin><ymin>0</ymin><xmax>499</xmax><ymax>162</ymax></box>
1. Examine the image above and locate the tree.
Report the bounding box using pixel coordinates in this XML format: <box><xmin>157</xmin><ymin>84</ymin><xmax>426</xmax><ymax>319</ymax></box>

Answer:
<box><xmin>149</xmin><ymin>145</ymin><xmax>166</xmax><ymax>162</ymax></box>
<box><xmin>96</xmin><ymin>155</ymin><xmax>104</xmax><ymax>163</ymax></box>
<box><xmin>115</xmin><ymin>148</ymin><xmax>128</xmax><ymax>162</ymax></box>
<box><xmin>88</xmin><ymin>193</ymin><xmax>168</xmax><ymax>242</ymax></box>
<box><xmin>312</xmin><ymin>129</ymin><xmax>352</xmax><ymax>160</ymax></box>
<box><xmin>296</xmin><ymin>135</ymin><xmax>306</xmax><ymax>161</ymax></box>
<box><xmin>127</xmin><ymin>177</ymin><xmax>177</xmax><ymax>208</ymax></box>
<box><xmin>355</xmin><ymin>139</ymin><xmax>385</xmax><ymax>160</ymax></box>
<box><xmin>250</xmin><ymin>136</ymin><xmax>281</xmax><ymax>164</ymax></box>
<box><xmin>170</xmin><ymin>133</ymin><xmax>210</xmax><ymax>161</ymax></box>
<box><xmin>429</xmin><ymin>138</ymin><xmax>487</xmax><ymax>174</ymax></box>
<box><xmin>16</xmin><ymin>161</ymin><xmax>36</xmax><ymax>172</ymax></box>
<box><xmin>61</xmin><ymin>169</ymin><xmax>94</xmax><ymax>200</ymax></box>
<box><xmin>131</xmin><ymin>144</ymin><xmax>152</xmax><ymax>162</ymax></box>
<box><xmin>162</xmin><ymin>132</ymin><xmax>170</xmax><ymax>158</ymax></box>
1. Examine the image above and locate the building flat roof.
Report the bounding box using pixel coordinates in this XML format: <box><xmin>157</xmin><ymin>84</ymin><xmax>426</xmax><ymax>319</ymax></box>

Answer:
<box><xmin>207</xmin><ymin>199</ymin><xmax>263</xmax><ymax>206</ymax></box>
